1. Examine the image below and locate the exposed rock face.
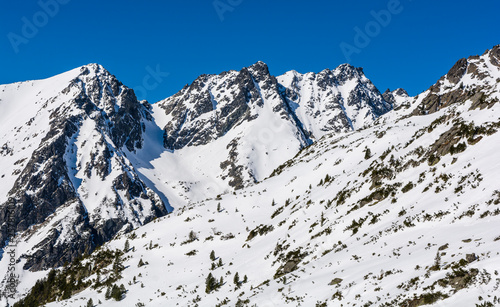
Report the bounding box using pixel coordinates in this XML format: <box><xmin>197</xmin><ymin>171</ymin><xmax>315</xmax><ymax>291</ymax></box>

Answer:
<box><xmin>446</xmin><ymin>58</ymin><xmax>468</xmax><ymax>84</ymax></box>
<box><xmin>413</xmin><ymin>45</ymin><xmax>500</xmax><ymax>116</ymax></box>
<box><xmin>488</xmin><ymin>45</ymin><xmax>500</xmax><ymax>67</ymax></box>
<box><xmin>0</xmin><ymin>64</ymin><xmax>167</xmax><ymax>271</ymax></box>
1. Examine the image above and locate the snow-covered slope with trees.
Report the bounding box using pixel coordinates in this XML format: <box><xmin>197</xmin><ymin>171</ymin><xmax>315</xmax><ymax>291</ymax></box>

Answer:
<box><xmin>2</xmin><ymin>45</ymin><xmax>500</xmax><ymax>307</ymax></box>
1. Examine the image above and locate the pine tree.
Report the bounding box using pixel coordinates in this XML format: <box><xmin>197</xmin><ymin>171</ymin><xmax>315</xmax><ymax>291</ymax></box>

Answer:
<box><xmin>188</xmin><ymin>230</ymin><xmax>197</xmax><ymax>242</ymax></box>
<box><xmin>105</xmin><ymin>286</ymin><xmax>111</xmax><ymax>300</ymax></box>
<box><xmin>210</xmin><ymin>250</ymin><xmax>216</xmax><ymax>261</ymax></box>
<box><xmin>119</xmin><ymin>284</ymin><xmax>126</xmax><ymax>297</ymax></box>
<box><xmin>94</xmin><ymin>272</ymin><xmax>101</xmax><ymax>288</ymax></box>
<box><xmin>86</xmin><ymin>298</ymin><xmax>93</xmax><ymax>307</ymax></box>
<box><xmin>205</xmin><ymin>273</ymin><xmax>217</xmax><ymax>293</ymax></box>
<box><xmin>113</xmin><ymin>252</ymin><xmax>124</xmax><ymax>280</ymax></box>
<box><xmin>218</xmin><ymin>258</ymin><xmax>223</xmax><ymax>267</ymax></box>
<box><xmin>47</xmin><ymin>269</ymin><xmax>56</xmax><ymax>284</ymax></box>
<box><xmin>217</xmin><ymin>203</ymin><xmax>221</xmax><ymax>212</ymax></box>
<box><xmin>233</xmin><ymin>272</ymin><xmax>240</xmax><ymax>287</ymax></box>
<box><xmin>219</xmin><ymin>276</ymin><xmax>224</xmax><ymax>286</ymax></box>
<box><xmin>62</xmin><ymin>288</ymin><xmax>71</xmax><ymax>300</ymax></box>
<box><xmin>243</xmin><ymin>275</ymin><xmax>248</xmax><ymax>283</ymax></box>
<box><xmin>110</xmin><ymin>284</ymin><xmax>125</xmax><ymax>301</ymax></box>
<box><xmin>124</xmin><ymin>239</ymin><xmax>130</xmax><ymax>252</ymax></box>
<box><xmin>364</xmin><ymin>147</ymin><xmax>372</xmax><ymax>159</ymax></box>
<box><xmin>138</xmin><ymin>258</ymin><xmax>145</xmax><ymax>267</ymax></box>
<box><xmin>111</xmin><ymin>284</ymin><xmax>120</xmax><ymax>301</ymax></box>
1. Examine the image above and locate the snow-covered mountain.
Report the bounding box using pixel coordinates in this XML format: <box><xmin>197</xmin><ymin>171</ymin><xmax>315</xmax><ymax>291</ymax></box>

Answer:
<box><xmin>0</xmin><ymin>64</ymin><xmax>168</xmax><ymax>272</ymax></box>
<box><xmin>2</xmin><ymin>45</ymin><xmax>500</xmax><ymax>307</ymax></box>
<box><xmin>148</xmin><ymin>61</ymin><xmax>392</xmax><ymax>202</ymax></box>
<box><xmin>277</xmin><ymin>64</ymin><xmax>392</xmax><ymax>139</ymax></box>
<box><xmin>0</xmin><ymin>59</ymin><xmax>396</xmax><ymax>302</ymax></box>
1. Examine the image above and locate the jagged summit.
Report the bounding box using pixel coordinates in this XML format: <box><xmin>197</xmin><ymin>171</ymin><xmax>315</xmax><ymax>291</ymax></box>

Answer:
<box><xmin>413</xmin><ymin>45</ymin><xmax>500</xmax><ymax>115</ymax></box>
<box><xmin>247</xmin><ymin>60</ymin><xmax>269</xmax><ymax>71</ymax></box>
<box><xmin>382</xmin><ymin>88</ymin><xmax>411</xmax><ymax>109</ymax></box>
<box><xmin>384</xmin><ymin>88</ymin><xmax>409</xmax><ymax>97</ymax></box>
<box><xmin>158</xmin><ymin>61</ymin><xmax>392</xmax><ymax>150</ymax></box>
<box><xmin>278</xmin><ymin>63</ymin><xmax>392</xmax><ymax>138</ymax></box>
<box><xmin>0</xmin><ymin>64</ymin><xmax>167</xmax><ymax>271</ymax></box>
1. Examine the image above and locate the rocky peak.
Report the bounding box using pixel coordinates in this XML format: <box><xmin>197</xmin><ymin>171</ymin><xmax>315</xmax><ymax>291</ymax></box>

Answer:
<box><xmin>64</xmin><ymin>64</ymin><xmax>149</xmax><ymax>152</ymax></box>
<box><xmin>383</xmin><ymin>88</ymin><xmax>410</xmax><ymax>107</ymax></box>
<box><xmin>0</xmin><ymin>65</ymin><xmax>166</xmax><ymax>271</ymax></box>
<box><xmin>246</xmin><ymin>61</ymin><xmax>271</xmax><ymax>82</ymax></box>
<box><xmin>157</xmin><ymin>62</ymin><xmax>282</xmax><ymax>150</ymax></box>
<box><xmin>393</xmin><ymin>88</ymin><xmax>409</xmax><ymax>97</ymax></box>
<box><xmin>413</xmin><ymin>45</ymin><xmax>500</xmax><ymax>115</ymax></box>
<box><xmin>484</xmin><ymin>44</ymin><xmax>500</xmax><ymax>67</ymax></box>
<box><xmin>333</xmin><ymin>63</ymin><xmax>365</xmax><ymax>83</ymax></box>
<box><xmin>277</xmin><ymin>63</ymin><xmax>392</xmax><ymax>138</ymax></box>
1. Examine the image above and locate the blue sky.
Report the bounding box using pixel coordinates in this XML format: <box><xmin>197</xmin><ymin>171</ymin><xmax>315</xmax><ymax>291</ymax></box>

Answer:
<box><xmin>1</xmin><ymin>0</ymin><xmax>499</xmax><ymax>103</ymax></box>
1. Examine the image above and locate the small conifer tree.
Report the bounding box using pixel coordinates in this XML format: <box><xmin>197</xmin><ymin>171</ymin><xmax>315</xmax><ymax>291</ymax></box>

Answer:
<box><xmin>138</xmin><ymin>258</ymin><xmax>145</xmax><ymax>267</ymax></box>
<box><xmin>233</xmin><ymin>272</ymin><xmax>240</xmax><ymax>286</ymax></box>
<box><xmin>205</xmin><ymin>273</ymin><xmax>217</xmax><ymax>293</ymax></box>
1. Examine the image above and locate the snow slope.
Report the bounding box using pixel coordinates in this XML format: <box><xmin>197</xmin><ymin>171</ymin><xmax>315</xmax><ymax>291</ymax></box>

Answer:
<box><xmin>22</xmin><ymin>46</ymin><xmax>500</xmax><ymax>307</ymax></box>
<box><xmin>3</xmin><ymin>45</ymin><xmax>500</xmax><ymax>307</ymax></box>
<box><xmin>40</xmin><ymin>90</ymin><xmax>500</xmax><ymax>307</ymax></box>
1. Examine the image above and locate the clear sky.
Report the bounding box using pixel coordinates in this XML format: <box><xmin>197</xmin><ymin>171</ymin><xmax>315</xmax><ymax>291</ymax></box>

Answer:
<box><xmin>1</xmin><ymin>0</ymin><xmax>499</xmax><ymax>103</ymax></box>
